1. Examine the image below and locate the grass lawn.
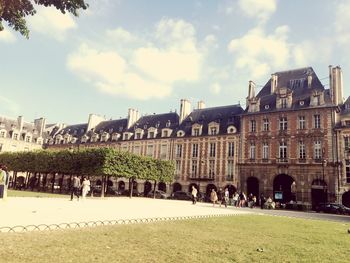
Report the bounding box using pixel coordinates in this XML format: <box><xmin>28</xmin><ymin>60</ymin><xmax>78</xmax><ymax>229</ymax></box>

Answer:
<box><xmin>7</xmin><ymin>190</ymin><xmax>68</xmax><ymax>198</ymax></box>
<box><xmin>0</xmin><ymin>215</ymin><xmax>349</xmax><ymax>263</ymax></box>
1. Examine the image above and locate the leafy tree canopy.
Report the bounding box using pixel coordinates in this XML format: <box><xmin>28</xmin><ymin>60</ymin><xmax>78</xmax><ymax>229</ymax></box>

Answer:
<box><xmin>0</xmin><ymin>0</ymin><xmax>88</xmax><ymax>38</ymax></box>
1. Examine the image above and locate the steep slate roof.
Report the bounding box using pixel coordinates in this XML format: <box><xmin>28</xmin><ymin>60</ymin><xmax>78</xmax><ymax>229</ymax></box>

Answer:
<box><xmin>0</xmin><ymin>116</ymin><xmax>45</xmax><ymax>141</ymax></box>
<box><xmin>94</xmin><ymin>119</ymin><xmax>128</xmax><ymax>134</ymax></box>
<box><xmin>59</xmin><ymin>123</ymin><xmax>88</xmax><ymax>137</ymax></box>
<box><xmin>178</xmin><ymin>104</ymin><xmax>243</xmax><ymax>136</ymax></box>
<box><xmin>252</xmin><ymin>67</ymin><xmax>333</xmax><ymax>112</ymax></box>
<box><xmin>129</xmin><ymin>112</ymin><xmax>179</xmax><ymax>139</ymax></box>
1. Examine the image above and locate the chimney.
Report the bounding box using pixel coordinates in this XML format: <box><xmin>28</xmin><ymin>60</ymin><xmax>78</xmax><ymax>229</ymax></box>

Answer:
<box><xmin>179</xmin><ymin>99</ymin><xmax>191</xmax><ymax>124</ymax></box>
<box><xmin>127</xmin><ymin>108</ymin><xmax>139</xmax><ymax>128</ymax></box>
<box><xmin>87</xmin><ymin>114</ymin><xmax>105</xmax><ymax>131</ymax></box>
<box><xmin>329</xmin><ymin>65</ymin><xmax>344</xmax><ymax>106</ymax></box>
<box><xmin>34</xmin><ymin>117</ymin><xmax>46</xmax><ymax>137</ymax></box>
<box><xmin>197</xmin><ymin>101</ymin><xmax>205</xmax><ymax>110</ymax></box>
<box><xmin>307</xmin><ymin>74</ymin><xmax>312</xmax><ymax>88</ymax></box>
<box><xmin>271</xmin><ymin>74</ymin><xmax>278</xmax><ymax>94</ymax></box>
<box><xmin>248</xmin><ymin>80</ymin><xmax>256</xmax><ymax>99</ymax></box>
<box><xmin>17</xmin><ymin>116</ymin><xmax>24</xmax><ymax>132</ymax></box>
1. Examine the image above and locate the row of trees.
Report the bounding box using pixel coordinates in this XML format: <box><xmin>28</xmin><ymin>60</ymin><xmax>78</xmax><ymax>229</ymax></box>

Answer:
<box><xmin>0</xmin><ymin>147</ymin><xmax>175</xmax><ymax>197</ymax></box>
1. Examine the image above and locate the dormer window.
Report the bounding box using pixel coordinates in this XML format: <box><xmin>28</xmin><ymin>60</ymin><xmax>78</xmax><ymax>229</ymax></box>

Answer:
<box><xmin>227</xmin><ymin>126</ymin><xmax>237</xmax><ymax>134</ymax></box>
<box><xmin>193</xmin><ymin>128</ymin><xmax>199</xmax><ymax>136</ymax></box>
<box><xmin>0</xmin><ymin>130</ymin><xmax>6</xmax><ymax>138</ymax></box>
<box><xmin>177</xmin><ymin>130</ymin><xmax>185</xmax><ymax>137</ymax></box>
<box><xmin>135</xmin><ymin>132</ymin><xmax>142</xmax><ymax>139</ymax></box>
<box><xmin>101</xmin><ymin>132</ymin><xmax>110</xmax><ymax>142</ymax></box>
<box><xmin>162</xmin><ymin>128</ymin><xmax>172</xmax><ymax>138</ymax></box>
<box><xmin>281</xmin><ymin>98</ymin><xmax>287</xmax><ymax>108</ymax></box>
<box><xmin>210</xmin><ymin>127</ymin><xmax>217</xmax><ymax>135</ymax></box>
<box><xmin>147</xmin><ymin>127</ymin><xmax>157</xmax><ymax>139</ymax></box>
<box><xmin>13</xmin><ymin>133</ymin><xmax>19</xmax><ymax>140</ymax></box>
<box><xmin>149</xmin><ymin>131</ymin><xmax>155</xmax><ymax>138</ymax></box>
<box><xmin>111</xmin><ymin>133</ymin><xmax>120</xmax><ymax>141</ymax></box>
<box><xmin>123</xmin><ymin>133</ymin><xmax>129</xmax><ymax>140</ymax></box>
<box><xmin>25</xmin><ymin>136</ymin><xmax>31</xmax><ymax>143</ymax></box>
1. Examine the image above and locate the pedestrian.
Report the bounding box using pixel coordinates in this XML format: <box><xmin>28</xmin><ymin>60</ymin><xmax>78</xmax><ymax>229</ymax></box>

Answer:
<box><xmin>224</xmin><ymin>188</ymin><xmax>229</xmax><ymax>208</ymax></box>
<box><xmin>70</xmin><ymin>175</ymin><xmax>81</xmax><ymax>201</ymax></box>
<box><xmin>0</xmin><ymin>165</ymin><xmax>9</xmax><ymax>200</ymax></box>
<box><xmin>260</xmin><ymin>193</ymin><xmax>266</xmax><ymax>209</ymax></box>
<box><xmin>81</xmin><ymin>177</ymin><xmax>91</xmax><ymax>199</ymax></box>
<box><xmin>232</xmin><ymin>192</ymin><xmax>239</xmax><ymax>207</ymax></box>
<box><xmin>210</xmin><ymin>189</ymin><xmax>218</xmax><ymax>206</ymax></box>
<box><xmin>191</xmin><ymin>185</ymin><xmax>198</xmax><ymax>204</ymax></box>
<box><xmin>239</xmin><ymin>192</ymin><xmax>246</xmax><ymax>207</ymax></box>
<box><xmin>217</xmin><ymin>188</ymin><xmax>223</xmax><ymax>207</ymax></box>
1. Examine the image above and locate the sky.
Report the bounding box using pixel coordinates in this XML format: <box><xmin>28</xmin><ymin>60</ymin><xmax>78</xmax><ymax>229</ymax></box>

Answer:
<box><xmin>1</xmin><ymin>0</ymin><xmax>350</xmax><ymax>125</ymax></box>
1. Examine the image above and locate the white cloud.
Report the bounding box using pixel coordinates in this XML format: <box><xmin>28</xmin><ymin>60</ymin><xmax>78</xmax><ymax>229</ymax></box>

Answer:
<box><xmin>210</xmin><ymin>83</ymin><xmax>222</xmax><ymax>95</ymax></box>
<box><xmin>28</xmin><ymin>6</ymin><xmax>77</xmax><ymax>41</ymax></box>
<box><xmin>334</xmin><ymin>0</ymin><xmax>350</xmax><ymax>45</ymax></box>
<box><xmin>292</xmin><ymin>39</ymin><xmax>332</xmax><ymax>67</ymax></box>
<box><xmin>204</xmin><ymin>34</ymin><xmax>218</xmax><ymax>49</ymax></box>
<box><xmin>228</xmin><ymin>26</ymin><xmax>290</xmax><ymax>78</ymax></box>
<box><xmin>67</xmin><ymin>19</ymin><xmax>205</xmax><ymax>100</ymax></box>
<box><xmin>238</xmin><ymin>0</ymin><xmax>277</xmax><ymax>23</ymax></box>
<box><xmin>0</xmin><ymin>27</ymin><xmax>16</xmax><ymax>43</ymax></box>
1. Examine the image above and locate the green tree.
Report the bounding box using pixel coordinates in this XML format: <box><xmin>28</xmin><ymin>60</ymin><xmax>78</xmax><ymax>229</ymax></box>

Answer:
<box><xmin>0</xmin><ymin>0</ymin><xmax>88</xmax><ymax>38</ymax></box>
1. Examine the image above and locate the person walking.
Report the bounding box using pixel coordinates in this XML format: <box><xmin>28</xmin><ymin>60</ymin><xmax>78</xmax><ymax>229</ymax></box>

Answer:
<box><xmin>210</xmin><ymin>189</ymin><xmax>218</xmax><ymax>206</ymax></box>
<box><xmin>70</xmin><ymin>175</ymin><xmax>81</xmax><ymax>201</ymax></box>
<box><xmin>0</xmin><ymin>165</ymin><xmax>9</xmax><ymax>200</ymax></box>
<box><xmin>191</xmin><ymin>185</ymin><xmax>198</xmax><ymax>204</ymax></box>
<box><xmin>217</xmin><ymin>188</ymin><xmax>223</xmax><ymax>207</ymax></box>
<box><xmin>260</xmin><ymin>193</ymin><xmax>266</xmax><ymax>209</ymax></box>
<box><xmin>81</xmin><ymin>177</ymin><xmax>91</xmax><ymax>199</ymax></box>
<box><xmin>224</xmin><ymin>188</ymin><xmax>229</xmax><ymax>208</ymax></box>
<box><xmin>233</xmin><ymin>192</ymin><xmax>239</xmax><ymax>207</ymax></box>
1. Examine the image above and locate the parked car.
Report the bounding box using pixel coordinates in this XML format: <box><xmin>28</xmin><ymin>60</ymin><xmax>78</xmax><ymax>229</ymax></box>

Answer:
<box><xmin>171</xmin><ymin>191</ymin><xmax>192</xmax><ymax>200</ymax></box>
<box><xmin>315</xmin><ymin>203</ymin><xmax>350</xmax><ymax>215</ymax></box>
<box><xmin>147</xmin><ymin>190</ymin><xmax>168</xmax><ymax>199</ymax></box>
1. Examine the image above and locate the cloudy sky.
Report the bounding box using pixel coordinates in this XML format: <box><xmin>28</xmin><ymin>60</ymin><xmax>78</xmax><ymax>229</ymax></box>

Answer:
<box><xmin>1</xmin><ymin>0</ymin><xmax>350</xmax><ymax>124</ymax></box>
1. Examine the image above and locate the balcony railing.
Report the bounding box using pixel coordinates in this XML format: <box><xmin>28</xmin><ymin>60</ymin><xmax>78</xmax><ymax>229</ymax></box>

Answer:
<box><xmin>277</xmin><ymin>158</ymin><xmax>288</xmax><ymax>163</ymax></box>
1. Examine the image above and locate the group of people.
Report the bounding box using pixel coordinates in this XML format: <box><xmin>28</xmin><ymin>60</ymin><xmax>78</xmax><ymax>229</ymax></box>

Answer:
<box><xmin>209</xmin><ymin>188</ymin><xmax>230</xmax><ymax>207</ymax></box>
<box><xmin>0</xmin><ymin>165</ymin><xmax>10</xmax><ymax>200</ymax></box>
<box><xmin>70</xmin><ymin>176</ymin><xmax>91</xmax><ymax>201</ymax></box>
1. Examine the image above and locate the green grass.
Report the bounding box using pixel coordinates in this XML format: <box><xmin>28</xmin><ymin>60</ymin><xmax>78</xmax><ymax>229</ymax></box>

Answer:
<box><xmin>1</xmin><ymin>215</ymin><xmax>349</xmax><ymax>263</ymax></box>
<box><xmin>7</xmin><ymin>190</ymin><xmax>67</xmax><ymax>198</ymax></box>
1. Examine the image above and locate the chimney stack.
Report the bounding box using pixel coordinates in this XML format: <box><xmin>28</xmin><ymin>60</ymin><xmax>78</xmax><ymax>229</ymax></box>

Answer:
<box><xmin>271</xmin><ymin>74</ymin><xmax>278</xmax><ymax>94</ymax></box>
<box><xmin>87</xmin><ymin>114</ymin><xmax>105</xmax><ymax>131</ymax></box>
<box><xmin>197</xmin><ymin>101</ymin><xmax>205</xmax><ymax>110</ymax></box>
<box><xmin>17</xmin><ymin>116</ymin><xmax>24</xmax><ymax>132</ymax></box>
<box><xmin>329</xmin><ymin>65</ymin><xmax>344</xmax><ymax>106</ymax></box>
<box><xmin>34</xmin><ymin>117</ymin><xmax>46</xmax><ymax>137</ymax></box>
<box><xmin>127</xmin><ymin>108</ymin><xmax>140</xmax><ymax>128</ymax></box>
<box><xmin>179</xmin><ymin>99</ymin><xmax>191</xmax><ymax>124</ymax></box>
<box><xmin>248</xmin><ymin>80</ymin><xmax>256</xmax><ymax>99</ymax></box>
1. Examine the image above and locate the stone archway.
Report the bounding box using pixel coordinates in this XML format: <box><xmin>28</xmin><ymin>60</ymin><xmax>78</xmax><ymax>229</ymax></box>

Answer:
<box><xmin>118</xmin><ymin>181</ymin><xmax>125</xmax><ymax>191</ymax></box>
<box><xmin>273</xmin><ymin>174</ymin><xmax>295</xmax><ymax>203</ymax></box>
<box><xmin>173</xmin><ymin>182</ymin><xmax>182</xmax><ymax>193</ymax></box>
<box><xmin>144</xmin><ymin>181</ymin><xmax>152</xmax><ymax>196</ymax></box>
<box><xmin>311</xmin><ymin>179</ymin><xmax>327</xmax><ymax>209</ymax></box>
<box><xmin>342</xmin><ymin>191</ymin><xmax>350</xmax><ymax>208</ymax></box>
<box><xmin>246</xmin><ymin>177</ymin><xmax>259</xmax><ymax>199</ymax></box>
<box><xmin>158</xmin><ymin>182</ymin><xmax>166</xmax><ymax>192</ymax></box>
<box><xmin>224</xmin><ymin>184</ymin><xmax>237</xmax><ymax>198</ymax></box>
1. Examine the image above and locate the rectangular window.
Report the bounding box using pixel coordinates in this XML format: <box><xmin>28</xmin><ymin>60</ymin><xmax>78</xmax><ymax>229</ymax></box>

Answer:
<box><xmin>209</xmin><ymin>160</ymin><xmax>215</xmax><ymax>178</ymax></box>
<box><xmin>346</xmin><ymin>160</ymin><xmax>350</xmax><ymax>183</ymax></box>
<box><xmin>263</xmin><ymin>118</ymin><xmax>269</xmax><ymax>131</ymax></box>
<box><xmin>209</xmin><ymin>142</ymin><xmax>216</xmax><ymax>157</ymax></box>
<box><xmin>160</xmin><ymin>145</ymin><xmax>167</xmax><ymax>159</ymax></box>
<box><xmin>192</xmin><ymin>144</ymin><xmax>199</xmax><ymax>158</ymax></box>
<box><xmin>344</xmin><ymin>137</ymin><xmax>350</xmax><ymax>152</ymax></box>
<box><xmin>25</xmin><ymin>136</ymin><xmax>31</xmax><ymax>142</ymax></box>
<box><xmin>0</xmin><ymin>131</ymin><xmax>5</xmax><ymax>138</ymax></box>
<box><xmin>176</xmin><ymin>144</ymin><xmax>182</xmax><ymax>158</ymax></box>
<box><xmin>133</xmin><ymin>146</ymin><xmax>141</xmax><ymax>155</ymax></box>
<box><xmin>123</xmin><ymin>134</ymin><xmax>129</xmax><ymax>140</ymax></box>
<box><xmin>147</xmin><ymin>145</ymin><xmax>153</xmax><ymax>157</ymax></box>
<box><xmin>250</xmin><ymin>120</ymin><xmax>256</xmax><ymax>132</ymax></box>
<box><xmin>13</xmin><ymin>133</ymin><xmax>18</xmax><ymax>140</ymax></box>
<box><xmin>279</xmin><ymin>142</ymin><xmax>287</xmax><ymax>160</ymax></box>
<box><xmin>314</xmin><ymin>114</ymin><xmax>321</xmax><ymax>129</ymax></box>
<box><xmin>314</xmin><ymin>140</ymin><xmax>322</xmax><ymax>159</ymax></box>
<box><xmin>163</xmin><ymin>130</ymin><xmax>168</xmax><ymax>137</ymax></box>
<box><xmin>262</xmin><ymin>142</ymin><xmax>269</xmax><ymax>159</ymax></box>
<box><xmin>227</xmin><ymin>160</ymin><xmax>234</xmax><ymax>180</ymax></box>
<box><xmin>193</xmin><ymin>128</ymin><xmax>200</xmax><ymax>136</ymax></box>
<box><xmin>281</xmin><ymin>98</ymin><xmax>287</xmax><ymax>108</ymax></box>
<box><xmin>149</xmin><ymin>131</ymin><xmax>155</xmax><ymax>138</ymax></box>
<box><xmin>135</xmin><ymin>133</ymin><xmax>141</xmax><ymax>139</ymax></box>
<box><xmin>279</xmin><ymin>117</ymin><xmax>288</xmax><ymax>131</ymax></box>
<box><xmin>210</xmin><ymin>127</ymin><xmax>217</xmax><ymax>135</ymax></box>
<box><xmin>191</xmin><ymin>160</ymin><xmax>198</xmax><ymax>177</ymax></box>
<box><xmin>228</xmin><ymin>142</ymin><xmax>234</xmax><ymax>157</ymax></box>
<box><xmin>249</xmin><ymin>142</ymin><xmax>256</xmax><ymax>160</ymax></box>
<box><xmin>298</xmin><ymin>116</ymin><xmax>306</xmax><ymax>130</ymax></box>
<box><xmin>176</xmin><ymin>160</ymin><xmax>181</xmax><ymax>175</ymax></box>
<box><xmin>299</xmin><ymin>141</ymin><xmax>306</xmax><ymax>159</ymax></box>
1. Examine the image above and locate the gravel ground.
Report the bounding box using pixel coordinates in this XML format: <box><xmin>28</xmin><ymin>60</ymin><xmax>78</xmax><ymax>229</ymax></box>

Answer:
<box><xmin>0</xmin><ymin>197</ymin><xmax>252</xmax><ymax>231</ymax></box>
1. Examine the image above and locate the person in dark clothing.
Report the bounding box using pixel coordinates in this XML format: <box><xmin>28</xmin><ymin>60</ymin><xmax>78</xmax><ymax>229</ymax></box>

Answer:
<box><xmin>70</xmin><ymin>175</ymin><xmax>81</xmax><ymax>201</ymax></box>
<box><xmin>260</xmin><ymin>193</ymin><xmax>266</xmax><ymax>209</ymax></box>
<box><xmin>217</xmin><ymin>188</ymin><xmax>223</xmax><ymax>207</ymax></box>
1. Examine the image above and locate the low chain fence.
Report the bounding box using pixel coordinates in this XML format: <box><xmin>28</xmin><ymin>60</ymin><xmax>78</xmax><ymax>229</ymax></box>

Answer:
<box><xmin>0</xmin><ymin>213</ymin><xmax>240</xmax><ymax>233</ymax></box>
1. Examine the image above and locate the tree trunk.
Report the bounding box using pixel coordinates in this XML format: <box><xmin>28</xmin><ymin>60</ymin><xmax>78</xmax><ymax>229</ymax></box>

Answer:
<box><xmin>13</xmin><ymin>171</ymin><xmax>17</xmax><ymax>189</ymax></box>
<box><xmin>59</xmin><ymin>174</ymin><xmax>64</xmax><ymax>194</ymax></box>
<box><xmin>37</xmin><ymin>173</ymin><xmax>41</xmax><ymax>191</ymax></box>
<box><xmin>25</xmin><ymin>172</ymin><xmax>29</xmax><ymax>189</ymax></box>
<box><xmin>153</xmin><ymin>181</ymin><xmax>157</xmax><ymax>199</ymax></box>
<box><xmin>101</xmin><ymin>175</ymin><xmax>105</xmax><ymax>198</ymax></box>
<box><xmin>129</xmin><ymin>178</ymin><xmax>133</xmax><ymax>198</ymax></box>
<box><xmin>51</xmin><ymin>173</ymin><xmax>56</xmax><ymax>193</ymax></box>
